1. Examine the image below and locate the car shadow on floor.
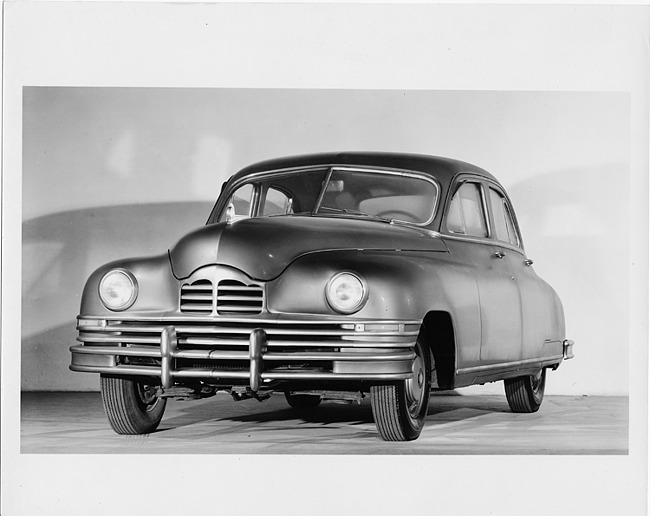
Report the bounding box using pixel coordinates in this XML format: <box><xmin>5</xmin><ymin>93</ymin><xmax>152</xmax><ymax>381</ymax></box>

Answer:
<box><xmin>157</xmin><ymin>392</ymin><xmax>514</xmax><ymax>433</ymax></box>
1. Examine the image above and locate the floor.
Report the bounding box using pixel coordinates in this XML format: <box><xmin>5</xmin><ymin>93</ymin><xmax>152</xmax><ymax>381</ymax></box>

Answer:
<box><xmin>20</xmin><ymin>391</ymin><xmax>628</xmax><ymax>454</ymax></box>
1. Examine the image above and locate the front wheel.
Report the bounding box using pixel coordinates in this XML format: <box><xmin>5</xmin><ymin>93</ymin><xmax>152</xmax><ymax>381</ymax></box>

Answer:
<box><xmin>370</xmin><ymin>338</ymin><xmax>432</xmax><ymax>441</ymax></box>
<box><xmin>504</xmin><ymin>368</ymin><xmax>546</xmax><ymax>413</ymax></box>
<box><xmin>100</xmin><ymin>375</ymin><xmax>167</xmax><ymax>434</ymax></box>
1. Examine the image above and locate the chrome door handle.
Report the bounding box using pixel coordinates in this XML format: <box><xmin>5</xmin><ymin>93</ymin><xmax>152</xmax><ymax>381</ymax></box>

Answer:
<box><xmin>493</xmin><ymin>251</ymin><xmax>506</xmax><ymax>259</ymax></box>
<box><xmin>524</xmin><ymin>258</ymin><xmax>534</xmax><ymax>266</ymax></box>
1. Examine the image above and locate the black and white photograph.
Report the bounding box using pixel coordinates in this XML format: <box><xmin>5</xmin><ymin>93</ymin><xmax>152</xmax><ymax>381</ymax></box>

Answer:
<box><xmin>2</xmin><ymin>2</ymin><xmax>649</xmax><ymax>515</ymax></box>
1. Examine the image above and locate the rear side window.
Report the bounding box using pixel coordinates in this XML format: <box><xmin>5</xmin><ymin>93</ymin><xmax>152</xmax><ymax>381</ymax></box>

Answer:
<box><xmin>446</xmin><ymin>182</ymin><xmax>487</xmax><ymax>238</ymax></box>
<box><xmin>488</xmin><ymin>188</ymin><xmax>519</xmax><ymax>246</ymax></box>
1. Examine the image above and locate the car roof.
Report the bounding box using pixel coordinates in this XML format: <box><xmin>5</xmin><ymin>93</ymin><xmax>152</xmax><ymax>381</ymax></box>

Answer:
<box><xmin>230</xmin><ymin>152</ymin><xmax>499</xmax><ymax>185</ymax></box>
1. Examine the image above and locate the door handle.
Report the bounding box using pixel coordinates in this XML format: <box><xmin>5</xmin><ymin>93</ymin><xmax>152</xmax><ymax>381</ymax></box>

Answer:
<box><xmin>493</xmin><ymin>251</ymin><xmax>506</xmax><ymax>259</ymax></box>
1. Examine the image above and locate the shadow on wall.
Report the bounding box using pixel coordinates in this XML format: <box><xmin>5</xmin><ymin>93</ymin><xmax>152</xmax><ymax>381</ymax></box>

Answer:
<box><xmin>22</xmin><ymin>164</ymin><xmax>630</xmax><ymax>394</ymax></box>
<box><xmin>22</xmin><ymin>201</ymin><xmax>213</xmax><ymax>391</ymax></box>
<box><xmin>507</xmin><ymin>163</ymin><xmax>628</xmax><ymax>314</ymax></box>
<box><xmin>452</xmin><ymin>162</ymin><xmax>630</xmax><ymax>396</ymax></box>
<box><xmin>504</xmin><ymin>163</ymin><xmax>630</xmax><ymax>395</ymax></box>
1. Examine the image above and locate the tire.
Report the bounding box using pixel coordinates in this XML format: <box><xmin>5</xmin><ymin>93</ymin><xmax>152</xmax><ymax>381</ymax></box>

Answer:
<box><xmin>285</xmin><ymin>392</ymin><xmax>322</xmax><ymax>409</ymax></box>
<box><xmin>504</xmin><ymin>368</ymin><xmax>546</xmax><ymax>413</ymax></box>
<box><xmin>100</xmin><ymin>375</ymin><xmax>167</xmax><ymax>434</ymax></box>
<box><xmin>370</xmin><ymin>338</ymin><xmax>432</xmax><ymax>441</ymax></box>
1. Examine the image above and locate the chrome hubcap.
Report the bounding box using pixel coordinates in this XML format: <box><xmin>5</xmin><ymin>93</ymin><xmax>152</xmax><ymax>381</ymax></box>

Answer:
<box><xmin>531</xmin><ymin>370</ymin><xmax>543</xmax><ymax>392</ymax></box>
<box><xmin>137</xmin><ymin>384</ymin><xmax>158</xmax><ymax>410</ymax></box>
<box><xmin>405</xmin><ymin>346</ymin><xmax>425</xmax><ymax>416</ymax></box>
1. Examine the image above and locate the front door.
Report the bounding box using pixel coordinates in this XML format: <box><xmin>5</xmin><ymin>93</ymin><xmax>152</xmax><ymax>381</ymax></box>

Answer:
<box><xmin>444</xmin><ymin>180</ymin><xmax>523</xmax><ymax>366</ymax></box>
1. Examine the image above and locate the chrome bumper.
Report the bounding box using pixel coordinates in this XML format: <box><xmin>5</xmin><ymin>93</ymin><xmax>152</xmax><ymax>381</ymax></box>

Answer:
<box><xmin>563</xmin><ymin>339</ymin><xmax>575</xmax><ymax>360</ymax></box>
<box><xmin>70</xmin><ymin>316</ymin><xmax>420</xmax><ymax>389</ymax></box>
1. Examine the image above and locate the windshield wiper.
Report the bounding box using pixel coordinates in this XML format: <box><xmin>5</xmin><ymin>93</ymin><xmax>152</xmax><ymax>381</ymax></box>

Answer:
<box><xmin>267</xmin><ymin>211</ymin><xmax>311</xmax><ymax>217</ymax></box>
<box><xmin>316</xmin><ymin>207</ymin><xmax>394</xmax><ymax>223</ymax></box>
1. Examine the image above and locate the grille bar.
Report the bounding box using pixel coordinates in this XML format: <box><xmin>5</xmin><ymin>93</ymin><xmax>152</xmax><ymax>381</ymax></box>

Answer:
<box><xmin>182</xmin><ymin>294</ymin><xmax>213</xmax><ymax>301</ymax></box>
<box><xmin>217</xmin><ymin>280</ymin><xmax>263</xmax><ymax>314</ymax></box>
<box><xmin>180</xmin><ymin>305</ymin><xmax>212</xmax><ymax>313</ymax></box>
<box><xmin>217</xmin><ymin>295</ymin><xmax>263</xmax><ymax>302</ymax></box>
<box><xmin>216</xmin><ymin>305</ymin><xmax>263</xmax><ymax>313</ymax></box>
<box><xmin>182</xmin><ymin>285</ymin><xmax>213</xmax><ymax>291</ymax></box>
<box><xmin>180</xmin><ymin>280</ymin><xmax>214</xmax><ymax>314</ymax></box>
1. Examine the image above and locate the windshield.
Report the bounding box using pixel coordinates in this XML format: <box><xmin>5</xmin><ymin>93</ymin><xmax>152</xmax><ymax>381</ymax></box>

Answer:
<box><xmin>217</xmin><ymin>167</ymin><xmax>438</xmax><ymax>225</ymax></box>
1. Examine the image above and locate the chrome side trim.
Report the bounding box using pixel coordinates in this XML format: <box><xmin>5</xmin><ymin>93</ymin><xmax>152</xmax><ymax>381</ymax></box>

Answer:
<box><xmin>457</xmin><ymin>354</ymin><xmax>565</xmax><ymax>375</ymax></box>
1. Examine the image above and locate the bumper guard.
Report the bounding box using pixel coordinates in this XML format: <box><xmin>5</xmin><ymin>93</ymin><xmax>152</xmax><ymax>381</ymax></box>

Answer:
<box><xmin>70</xmin><ymin>321</ymin><xmax>418</xmax><ymax>389</ymax></box>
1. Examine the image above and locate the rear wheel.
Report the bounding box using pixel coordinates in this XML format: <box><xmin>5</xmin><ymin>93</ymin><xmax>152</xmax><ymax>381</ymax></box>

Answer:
<box><xmin>285</xmin><ymin>392</ymin><xmax>322</xmax><ymax>409</ymax></box>
<box><xmin>370</xmin><ymin>338</ymin><xmax>432</xmax><ymax>441</ymax></box>
<box><xmin>504</xmin><ymin>368</ymin><xmax>546</xmax><ymax>413</ymax></box>
<box><xmin>100</xmin><ymin>375</ymin><xmax>167</xmax><ymax>434</ymax></box>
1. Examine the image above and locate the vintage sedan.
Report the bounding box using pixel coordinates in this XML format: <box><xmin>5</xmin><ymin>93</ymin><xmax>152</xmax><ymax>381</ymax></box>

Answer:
<box><xmin>70</xmin><ymin>152</ymin><xmax>574</xmax><ymax>441</ymax></box>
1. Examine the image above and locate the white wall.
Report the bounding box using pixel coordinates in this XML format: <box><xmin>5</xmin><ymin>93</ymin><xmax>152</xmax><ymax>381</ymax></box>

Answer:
<box><xmin>22</xmin><ymin>87</ymin><xmax>630</xmax><ymax>395</ymax></box>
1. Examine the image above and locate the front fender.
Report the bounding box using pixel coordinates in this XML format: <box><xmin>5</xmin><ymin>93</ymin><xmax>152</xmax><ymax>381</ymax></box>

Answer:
<box><xmin>79</xmin><ymin>254</ymin><xmax>178</xmax><ymax>317</ymax></box>
<box><xmin>268</xmin><ymin>249</ymin><xmax>482</xmax><ymax>371</ymax></box>
<box><xmin>267</xmin><ymin>249</ymin><xmax>476</xmax><ymax>320</ymax></box>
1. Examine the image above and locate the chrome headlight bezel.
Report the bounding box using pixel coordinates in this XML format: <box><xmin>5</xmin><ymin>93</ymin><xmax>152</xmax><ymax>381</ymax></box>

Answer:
<box><xmin>98</xmin><ymin>269</ymin><xmax>138</xmax><ymax>311</ymax></box>
<box><xmin>325</xmin><ymin>271</ymin><xmax>368</xmax><ymax>314</ymax></box>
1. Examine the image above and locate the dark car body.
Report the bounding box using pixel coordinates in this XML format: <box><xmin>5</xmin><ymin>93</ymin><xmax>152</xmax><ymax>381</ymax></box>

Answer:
<box><xmin>71</xmin><ymin>152</ymin><xmax>573</xmax><ymax>441</ymax></box>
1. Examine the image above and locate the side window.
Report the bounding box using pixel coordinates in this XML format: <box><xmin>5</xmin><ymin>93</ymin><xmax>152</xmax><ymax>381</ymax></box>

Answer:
<box><xmin>488</xmin><ymin>188</ymin><xmax>519</xmax><ymax>246</ymax></box>
<box><xmin>262</xmin><ymin>187</ymin><xmax>293</xmax><ymax>216</ymax></box>
<box><xmin>219</xmin><ymin>183</ymin><xmax>253</xmax><ymax>222</ymax></box>
<box><xmin>446</xmin><ymin>182</ymin><xmax>488</xmax><ymax>238</ymax></box>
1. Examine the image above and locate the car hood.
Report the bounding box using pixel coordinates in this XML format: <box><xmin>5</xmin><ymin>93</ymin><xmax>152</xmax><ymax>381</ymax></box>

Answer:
<box><xmin>169</xmin><ymin>216</ymin><xmax>448</xmax><ymax>280</ymax></box>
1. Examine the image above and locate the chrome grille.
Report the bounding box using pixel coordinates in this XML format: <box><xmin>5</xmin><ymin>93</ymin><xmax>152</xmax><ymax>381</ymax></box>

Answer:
<box><xmin>216</xmin><ymin>280</ymin><xmax>263</xmax><ymax>315</ymax></box>
<box><xmin>180</xmin><ymin>280</ymin><xmax>213</xmax><ymax>313</ymax></box>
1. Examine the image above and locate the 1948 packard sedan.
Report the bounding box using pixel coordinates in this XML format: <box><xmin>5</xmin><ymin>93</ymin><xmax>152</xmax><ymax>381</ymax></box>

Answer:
<box><xmin>70</xmin><ymin>152</ymin><xmax>574</xmax><ymax>441</ymax></box>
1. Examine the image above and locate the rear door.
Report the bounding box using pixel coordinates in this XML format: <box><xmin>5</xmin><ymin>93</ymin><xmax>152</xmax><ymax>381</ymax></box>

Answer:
<box><xmin>486</xmin><ymin>185</ymin><xmax>556</xmax><ymax>361</ymax></box>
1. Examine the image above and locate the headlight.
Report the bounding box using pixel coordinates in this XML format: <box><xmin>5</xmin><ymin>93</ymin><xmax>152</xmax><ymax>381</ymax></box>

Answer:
<box><xmin>325</xmin><ymin>272</ymin><xmax>368</xmax><ymax>314</ymax></box>
<box><xmin>98</xmin><ymin>270</ymin><xmax>138</xmax><ymax>311</ymax></box>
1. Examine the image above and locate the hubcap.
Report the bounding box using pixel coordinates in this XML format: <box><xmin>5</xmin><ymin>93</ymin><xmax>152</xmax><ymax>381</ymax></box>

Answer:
<box><xmin>137</xmin><ymin>384</ymin><xmax>159</xmax><ymax>410</ymax></box>
<box><xmin>531</xmin><ymin>370</ymin><xmax>543</xmax><ymax>392</ymax></box>
<box><xmin>405</xmin><ymin>345</ymin><xmax>426</xmax><ymax>416</ymax></box>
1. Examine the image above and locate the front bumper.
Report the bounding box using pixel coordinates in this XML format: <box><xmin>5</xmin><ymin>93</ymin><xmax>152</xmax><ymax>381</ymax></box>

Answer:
<box><xmin>70</xmin><ymin>315</ymin><xmax>421</xmax><ymax>389</ymax></box>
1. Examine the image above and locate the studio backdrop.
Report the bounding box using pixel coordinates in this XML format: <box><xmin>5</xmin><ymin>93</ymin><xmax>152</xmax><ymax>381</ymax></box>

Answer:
<box><xmin>22</xmin><ymin>87</ymin><xmax>629</xmax><ymax>394</ymax></box>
